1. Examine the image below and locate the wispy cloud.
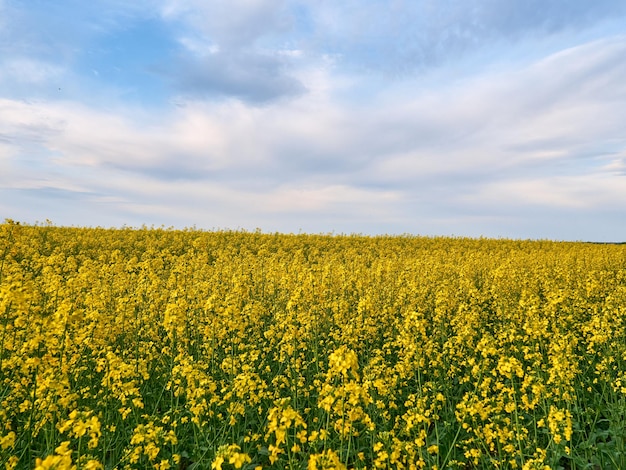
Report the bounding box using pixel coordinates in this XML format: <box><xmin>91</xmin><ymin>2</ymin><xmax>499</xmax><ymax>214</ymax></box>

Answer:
<box><xmin>161</xmin><ymin>0</ymin><xmax>291</xmax><ymax>48</ymax></box>
<box><xmin>2</xmin><ymin>0</ymin><xmax>626</xmax><ymax>239</ymax></box>
<box><xmin>155</xmin><ymin>0</ymin><xmax>306</xmax><ymax>102</ymax></box>
<box><xmin>163</xmin><ymin>49</ymin><xmax>306</xmax><ymax>102</ymax></box>
<box><xmin>307</xmin><ymin>0</ymin><xmax>626</xmax><ymax>73</ymax></box>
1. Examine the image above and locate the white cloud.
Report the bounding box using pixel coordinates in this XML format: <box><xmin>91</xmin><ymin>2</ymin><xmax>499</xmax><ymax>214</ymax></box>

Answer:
<box><xmin>600</xmin><ymin>154</ymin><xmax>626</xmax><ymax>175</ymax></box>
<box><xmin>2</xmin><ymin>32</ymin><xmax>626</xmax><ymax>238</ymax></box>
<box><xmin>0</xmin><ymin>58</ymin><xmax>65</xmax><ymax>84</ymax></box>
<box><xmin>166</xmin><ymin>49</ymin><xmax>305</xmax><ymax>102</ymax></box>
<box><xmin>176</xmin><ymin>35</ymin><xmax>220</xmax><ymax>55</ymax></box>
<box><xmin>156</xmin><ymin>0</ymin><xmax>304</xmax><ymax>102</ymax></box>
<box><xmin>466</xmin><ymin>174</ymin><xmax>626</xmax><ymax>210</ymax></box>
<box><xmin>161</xmin><ymin>0</ymin><xmax>290</xmax><ymax>48</ymax></box>
<box><xmin>305</xmin><ymin>0</ymin><xmax>626</xmax><ymax>73</ymax></box>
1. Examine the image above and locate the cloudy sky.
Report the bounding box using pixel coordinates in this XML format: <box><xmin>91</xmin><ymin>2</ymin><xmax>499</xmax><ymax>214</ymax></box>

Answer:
<box><xmin>1</xmin><ymin>0</ymin><xmax>626</xmax><ymax>240</ymax></box>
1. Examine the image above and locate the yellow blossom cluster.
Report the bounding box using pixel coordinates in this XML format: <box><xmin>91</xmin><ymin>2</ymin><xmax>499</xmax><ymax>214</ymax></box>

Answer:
<box><xmin>1</xmin><ymin>220</ymin><xmax>626</xmax><ymax>469</ymax></box>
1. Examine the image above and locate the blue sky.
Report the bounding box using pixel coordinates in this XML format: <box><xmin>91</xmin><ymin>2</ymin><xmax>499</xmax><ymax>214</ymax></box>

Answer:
<box><xmin>1</xmin><ymin>0</ymin><xmax>626</xmax><ymax>240</ymax></box>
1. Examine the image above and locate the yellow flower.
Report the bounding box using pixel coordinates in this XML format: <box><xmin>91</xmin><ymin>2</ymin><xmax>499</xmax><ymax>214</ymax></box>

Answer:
<box><xmin>83</xmin><ymin>460</ymin><xmax>103</xmax><ymax>470</ymax></box>
<box><xmin>5</xmin><ymin>456</ymin><xmax>19</xmax><ymax>470</ymax></box>
<box><xmin>211</xmin><ymin>455</ymin><xmax>225</xmax><ymax>470</ymax></box>
<box><xmin>0</xmin><ymin>431</ymin><xmax>16</xmax><ymax>450</ymax></box>
<box><xmin>427</xmin><ymin>444</ymin><xmax>438</xmax><ymax>455</ymax></box>
<box><xmin>55</xmin><ymin>441</ymin><xmax>72</xmax><ymax>457</ymax></box>
<box><xmin>229</xmin><ymin>452</ymin><xmax>252</xmax><ymax>469</ymax></box>
<box><xmin>72</xmin><ymin>420</ymin><xmax>88</xmax><ymax>437</ymax></box>
<box><xmin>156</xmin><ymin>459</ymin><xmax>171</xmax><ymax>470</ymax></box>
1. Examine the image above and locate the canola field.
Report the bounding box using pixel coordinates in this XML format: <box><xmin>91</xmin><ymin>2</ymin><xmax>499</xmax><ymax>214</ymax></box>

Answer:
<box><xmin>1</xmin><ymin>221</ymin><xmax>626</xmax><ymax>470</ymax></box>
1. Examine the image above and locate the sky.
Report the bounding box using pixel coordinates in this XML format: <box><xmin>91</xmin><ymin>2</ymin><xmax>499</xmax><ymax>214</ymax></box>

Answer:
<box><xmin>1</xmin><ymin>0</ymin><xmax>626</xmax><ymax>241</ymax></box>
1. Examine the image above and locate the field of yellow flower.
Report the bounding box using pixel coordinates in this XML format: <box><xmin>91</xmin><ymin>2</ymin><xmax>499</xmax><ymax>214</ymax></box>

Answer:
<box><xmin>1</xmin><ymin>220</ymin><xmax>625</xmax><ymax>469</ymax></box>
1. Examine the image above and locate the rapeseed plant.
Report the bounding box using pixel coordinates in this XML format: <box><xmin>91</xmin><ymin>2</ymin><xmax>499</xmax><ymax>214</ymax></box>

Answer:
<box><xmin>1</xmin><ymin>221</ymin><xmax>626</xmax><ymax>468</ymax></box>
